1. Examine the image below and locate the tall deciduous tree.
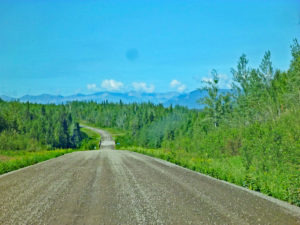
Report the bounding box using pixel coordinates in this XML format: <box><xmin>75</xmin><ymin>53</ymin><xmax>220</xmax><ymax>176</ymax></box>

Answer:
<box><xmin>199</xmin><ymin>69</ymin><xmax>232</xmax><ymax>127</ymax></box>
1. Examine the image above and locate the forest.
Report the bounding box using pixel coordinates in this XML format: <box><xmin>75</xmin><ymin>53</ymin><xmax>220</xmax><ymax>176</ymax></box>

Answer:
<box><xmin>0</xmin><ymin>40</ymin><xmax>299</xmax><ymax>205</ymax></box>
<box><xmin>0</xmin><ymin>101</ymin><xmax>83</xmax><ymax>150</ymax></box>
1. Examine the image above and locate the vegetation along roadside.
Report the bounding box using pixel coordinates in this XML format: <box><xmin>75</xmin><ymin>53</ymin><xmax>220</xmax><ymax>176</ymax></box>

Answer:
<box><xmin>0</xmin><ymin>108</ymin><xmax>101</xmax><ymax>175</ymax></box>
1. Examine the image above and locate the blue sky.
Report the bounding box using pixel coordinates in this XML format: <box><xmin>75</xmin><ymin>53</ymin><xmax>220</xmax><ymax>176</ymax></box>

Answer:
<box><xmin>0</xmin><ymin>0</ymin><xmax>299</xmax><ymax>97</ymax></box>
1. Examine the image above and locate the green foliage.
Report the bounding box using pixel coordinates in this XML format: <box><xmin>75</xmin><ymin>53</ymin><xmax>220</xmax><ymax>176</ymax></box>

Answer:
<box><xmin>199</xmin><ymin>69</ymin><xmax>232</xmax><ymax>127</ymax></box>
<box><xmin>0</xmin><ymin>149</ymin><xmax>75</xmax><ymax>175</ymax></box>
<box><xmin>70</xmin><ymin>102</ymin><xmax>190</xmax><ymax>148</ymax></box>
<box><xmin>0</xmin><ymin>122</ymin><xmax>101</xmax><ymax>175</ymax></box>
<box><xmin>0</xmin><ymin>101</ymin><xmax>83</xmax><ymax>150</ymax></box>
<box><xmin>79</xmin><ymin>127</ymin><xmax>101</xmax><ymax>150</ymax></box>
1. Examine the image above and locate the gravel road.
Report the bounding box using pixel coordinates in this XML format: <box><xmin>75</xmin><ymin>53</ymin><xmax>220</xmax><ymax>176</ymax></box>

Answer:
<box><xmin>80</xmin><ymin>125</ymin><xmax>115</xmax><ymax>150</ymax></box>
<box><xmin>0</xmin><ymin>127</ymin><xmax>299</xmax><ymax>225</ymax></box>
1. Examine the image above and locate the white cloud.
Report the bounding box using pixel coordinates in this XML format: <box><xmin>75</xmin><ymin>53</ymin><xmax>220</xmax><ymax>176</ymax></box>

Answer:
<box><xmin>177</xmin><ymin>84</ymin><xmax>186</xmax><ymax>92</ymax></box>
<box><xmin>201</xmin><ymin>77</ymin><xmax>213</xmax><ymax>83</ymax></box>
<box><xmin>101</xmin><ymin>79</ymin><xmax>124</xmax><ymax>91</ymax></box>
<box><xmin>219</xmin><ymin>74</ymin><xmax>232</xmax><ymax>88</ymax></box>
<box><xmin>132</xmin><ymin>82</ymin><xmax>155</xmax><ymax>93</ymax></box>
<box><xmin>170</xmin><ymin>79</ymin><xmax>181</xmax><ymax>88</ymax></box>
<box><xmin>170</xmin><ymin>79</ymin><xmax>186</xmax><ymax>93</ymax></box>
<box><xmin>87</xmin><ymin>83</ymin><xmax>98</xmax><ymax>91</ymax></box>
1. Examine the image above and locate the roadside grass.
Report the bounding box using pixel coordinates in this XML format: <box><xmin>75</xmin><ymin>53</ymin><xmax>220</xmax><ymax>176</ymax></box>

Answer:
<box><xmin>102</xmin><ymin>127</ymin><xmax>126</xmax><ymax>140</ymax></box>
<box><xmin>80</xmin><ymin>121</ymin><xmax>126</xmax><ymax>141</ymax></box>
<box><xmin>0</xmin><ymin>126</ymin><xmax>102</xmax><ymax>175</ymax></box>
<box><xmin>119</xmin><ymin>146</ymin><xmax>300</xmax><ymax>206</ymax></box>
<box><xmin>80</xmin><ymin>127</ymin><xmax>101</xmax><ymax>150</ymax></box>
<box><xmin>119</xmin><ymin>146</ymin><xmax>246</xmax><ymax>184</ymax></box>
<box><xmin>0</xmin><ymin>149</ymin><xmax>75</xmax><ymax>175</ymax></box>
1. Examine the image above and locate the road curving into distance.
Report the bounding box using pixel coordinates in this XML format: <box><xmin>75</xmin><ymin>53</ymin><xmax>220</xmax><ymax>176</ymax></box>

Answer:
<box><xmin>0</xmin><ymin>126</ymin><xmax>299</xmax><ymax>225</ymax></box>
<box><xmin>80</xmin><ymin>125</ymin><xmax>115</xmax><ymax>150</ymax></box>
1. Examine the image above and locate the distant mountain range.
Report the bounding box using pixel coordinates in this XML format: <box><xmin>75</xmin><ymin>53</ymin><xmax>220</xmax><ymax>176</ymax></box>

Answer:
<box><xmin>0</xmin><ymin>89</ymin><xmax>230</xmax><ymax>109</ymax></box>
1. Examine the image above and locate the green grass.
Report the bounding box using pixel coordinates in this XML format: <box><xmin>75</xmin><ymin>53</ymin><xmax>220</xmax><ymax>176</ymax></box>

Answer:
<box><xmin>80</xmin><ymin>122</ymin><xmax>126</xmax><ymax>141</ymax></box>
<box><xmin>79</xmin><ymin>127</ymin><xmax>101</xmax><ymax>150</ymax></box>
<box><xmin>102</xmin><ymin>127</ymin><xmax>126</xmax><ymax>140</ymax></box>
<box><xmin>0</xmin><ymin>149</ymin><xmax>76</xmax><ymax>175</ymax></box>
<box><xmin>0</xmin><ymin>125</ymin><xmax>102</xmax><ymax>175</ymax></box>
<box><xmin>119</xmin><ymin>146</ymin><xmax>245</xmax><ymax>183</ymax></box>
<box><xmin>119</xmin><ymin>146</ymin><xmax>300</xmax><ymax>206</ymax></box>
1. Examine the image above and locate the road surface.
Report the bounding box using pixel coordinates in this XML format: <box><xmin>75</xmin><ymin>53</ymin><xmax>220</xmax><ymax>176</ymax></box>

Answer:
<box><xmin>81</xmin><ymin>125</ymin><xmax>115</xmax><ymax>150</ymax></box>
<box><xmin>0</xmin><ymin>126</ymin><xmax>299</xmax><ymax>225</ymax></box>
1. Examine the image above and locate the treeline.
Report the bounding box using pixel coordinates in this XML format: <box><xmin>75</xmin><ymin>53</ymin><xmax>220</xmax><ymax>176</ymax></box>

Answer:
<box><xmin>0</xmin><ymin>101</ymin><xmax>82</xmax><ymax>150</ymax></box>
<box><xmin>70</xmin><ymin>100</ymin><xmax>190</xmax><ymax>147</ymax></box>
<box><xmin>71</xmin><ymin>40</ymin><xmax>300</xmax><ymax>205</ymax></box>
